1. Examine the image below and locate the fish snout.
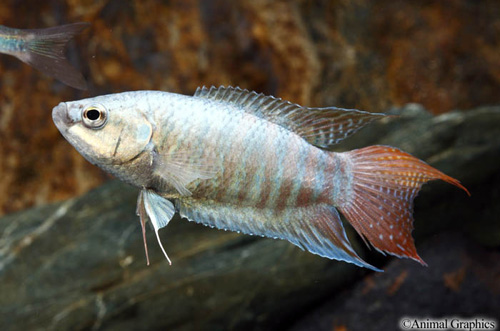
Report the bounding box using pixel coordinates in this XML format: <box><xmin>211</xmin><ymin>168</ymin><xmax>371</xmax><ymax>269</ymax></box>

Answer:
<box><xmin>52</xmin><ymin>102</ymin><xmax>72</xmax><ymax>129</ymax></box>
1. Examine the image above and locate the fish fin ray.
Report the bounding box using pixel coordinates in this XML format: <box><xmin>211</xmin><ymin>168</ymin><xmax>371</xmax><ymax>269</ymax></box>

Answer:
<box><xmin>136</xmin><ymin>190</ymin><xmax>150</xmax><ymax>265</ymax></box>
<box><xmin>194</xmin><ymin>86</ymin><xmax>386</xmax><ymax>148</ymax></box>
<box><xmin>338</xmin><ymin>145</ymin><xmax>469</xmax><ymax>264</ymax></box>
<box><xmin>138</xmin><ymin>189</ymin><xmax>176</xmax><ymax>265</ymax></box>
<box><xmin>284</xmin><ymin>205</ymin><xmax>381</xmax><ymax>271</ymax></box>
<box><xmin>17</xmin><ymin>22</ymin><xmax>89</xmax><ymax>90</ymax></box>
<box><xmin>153</xmin><ymin>150</ymin><xmax>221</xmax><ymax>196</ymax></box>
<box><xmin>178</xmin><ymin>200</ymin><xmax>380</xmax><ymax>271</ymax></box>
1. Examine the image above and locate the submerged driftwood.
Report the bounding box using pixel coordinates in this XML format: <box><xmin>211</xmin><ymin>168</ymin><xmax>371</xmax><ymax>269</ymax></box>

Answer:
<box><xmin>0</xmin><ymin>105</ymin><xmax>499</xmax><ymax>330</ymax></box>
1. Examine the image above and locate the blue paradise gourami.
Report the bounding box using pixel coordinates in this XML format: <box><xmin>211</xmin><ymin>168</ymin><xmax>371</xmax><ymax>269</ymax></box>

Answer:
<box><xmin>52</xmin><ymin>86</ymin><xmax>469</xmax><ymax>271</ymax></box>
<box><xmin>0</xmin><ymin>23</ymin><xmax>89</xmax><ymax>89</ymax></box>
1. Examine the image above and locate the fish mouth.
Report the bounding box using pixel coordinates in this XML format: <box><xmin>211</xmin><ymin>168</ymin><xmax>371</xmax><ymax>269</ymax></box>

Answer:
<box><xmin>52</xmin><ymin>102</ymin><xmax>72</xmax><ymax>132</ymax></box>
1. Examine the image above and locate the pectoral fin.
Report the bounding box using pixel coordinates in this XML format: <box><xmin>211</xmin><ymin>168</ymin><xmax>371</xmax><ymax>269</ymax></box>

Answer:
<box><xmin>136</xmin><ymin>189</ymin><xmax>176</xmax><ymax>265</ymax></box>
<box><xmin>153</xmin><ymin>150</ymin><xmax>221</xmax><ymax>196</ymax></box>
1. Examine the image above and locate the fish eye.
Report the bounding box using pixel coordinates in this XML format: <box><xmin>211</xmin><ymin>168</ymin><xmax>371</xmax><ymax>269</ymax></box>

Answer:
<box><xmin>82</xmin><ymin>105</ymin><xmax>107</xmax><ymax>129</ymax></box>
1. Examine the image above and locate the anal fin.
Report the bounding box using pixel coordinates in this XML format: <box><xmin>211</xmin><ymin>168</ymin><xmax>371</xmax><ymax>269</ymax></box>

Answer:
<box><xmin>281</xmin><ymin>205</ymin><xmax>381</xmax><ymax>271</ymax></box>
<box><xmin>178</xmin><ymin>199</ymin><xmax>380</xmax><ymax>271</ymax></box>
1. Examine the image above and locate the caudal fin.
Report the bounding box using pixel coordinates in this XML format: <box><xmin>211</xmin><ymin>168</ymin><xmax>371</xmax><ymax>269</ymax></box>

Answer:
<box><xmin>17</xmin><ymin>23</ymin><xmax>89</xmax><ymax>90</ymax></box>
<box><xmin>337</xmin><ymin>145</ymin><xmax>469</xmax><ymax>265</ymax></box>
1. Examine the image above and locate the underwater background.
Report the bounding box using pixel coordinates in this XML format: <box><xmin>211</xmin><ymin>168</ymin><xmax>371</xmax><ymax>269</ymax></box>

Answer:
<box><xmin>0</xmin><ymin>1</ymin><xmax>499</xmax><ymax>330</ymax></box>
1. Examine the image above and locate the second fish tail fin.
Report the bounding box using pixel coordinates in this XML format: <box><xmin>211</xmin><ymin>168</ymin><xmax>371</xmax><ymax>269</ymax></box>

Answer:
<box><xmin>19</xmin><ymin>22</ymin><xmax>89</xmax><ymax>90</ymax></box>
<box><xmin>336</xmin><ymin>145</ymin><xmax>469</xmax><ymax>265</ymax></box>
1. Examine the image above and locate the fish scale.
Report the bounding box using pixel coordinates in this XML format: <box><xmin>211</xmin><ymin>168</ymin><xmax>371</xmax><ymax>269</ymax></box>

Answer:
<box><xmin>52</xmin><ymin>86</ymin><xmax>469</xmax><ymax>270</ymax></box>
<box><xmin>158</xmin><ymin>100</ymin><xmax>305</xmax><ymax>208</ymax></box>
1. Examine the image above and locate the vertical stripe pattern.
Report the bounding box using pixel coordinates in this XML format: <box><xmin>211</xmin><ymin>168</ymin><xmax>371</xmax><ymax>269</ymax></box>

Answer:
<box><xmin>152</xmin><ymin>96</ymin><xmax>334</xmax><ymax>211</ymax></box>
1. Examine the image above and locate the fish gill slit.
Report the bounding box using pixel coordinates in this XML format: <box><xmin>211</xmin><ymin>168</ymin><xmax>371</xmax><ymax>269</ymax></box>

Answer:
<box><xmin>112</xmin><ymin>127</ymin><xmax>125</xmax><ymax>157</ymax></box>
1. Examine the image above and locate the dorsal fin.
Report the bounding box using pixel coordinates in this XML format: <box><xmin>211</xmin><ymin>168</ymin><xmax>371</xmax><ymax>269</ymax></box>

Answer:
<box><xmin>194</xmin><ymin>86</ymin><xmax>386</xmax><ymax>148</ymax></box>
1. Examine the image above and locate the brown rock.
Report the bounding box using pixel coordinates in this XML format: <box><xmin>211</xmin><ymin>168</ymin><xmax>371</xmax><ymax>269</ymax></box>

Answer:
<box><xmin>0</xmin><ymin>0</ymin><xmax>499</xmax><ymax>215</ymax></box>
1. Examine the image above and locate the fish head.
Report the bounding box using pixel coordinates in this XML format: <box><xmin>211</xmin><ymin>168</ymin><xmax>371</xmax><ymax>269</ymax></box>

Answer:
<box><xmin>52</xmin><ymin>93</ymin><xmax>153</xmax><ymax>166</ymax></box>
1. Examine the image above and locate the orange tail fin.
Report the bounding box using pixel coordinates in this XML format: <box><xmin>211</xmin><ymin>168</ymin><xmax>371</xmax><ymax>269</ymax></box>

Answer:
<box><xmin>337</xmin><ymin>145</ymin><xmax>469</xmax><ymax>265</ymax></box>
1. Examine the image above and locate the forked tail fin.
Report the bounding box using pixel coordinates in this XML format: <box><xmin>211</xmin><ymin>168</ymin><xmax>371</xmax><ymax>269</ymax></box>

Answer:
<box><xmin>17</xmin><ymin>23</ymin><xmax>89</xmax><ymax>89</ymax></box>
<box><xmin>337</xmin><ymin>145</ymin><xmax>469</xmax><ymax>264</ymax></box>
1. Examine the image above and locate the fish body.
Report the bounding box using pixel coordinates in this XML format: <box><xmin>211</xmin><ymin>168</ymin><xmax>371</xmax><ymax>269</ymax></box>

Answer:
<box><xmin>52</xmin><ymin>86</ymin><xmax>468</xmax><ymax>270</ymax></box>
<box><xmin>0</xmin><ymin>23</ymin><xmax>89</xmax><ymax>89</ymax></box>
